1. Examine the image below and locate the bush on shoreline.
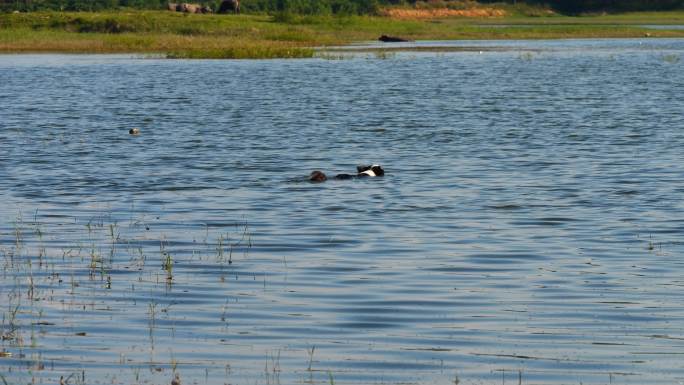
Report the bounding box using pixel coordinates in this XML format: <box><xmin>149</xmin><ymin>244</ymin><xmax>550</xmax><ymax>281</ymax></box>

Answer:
<box><xmin>0</xmin><ymin>0</ymin><xmax>381</xmax><ymax>14</ymax></box>
<box><xmin>2</xmin><ymin>0</ymin><xmax>682</xmax><ymax>15</ymax></box>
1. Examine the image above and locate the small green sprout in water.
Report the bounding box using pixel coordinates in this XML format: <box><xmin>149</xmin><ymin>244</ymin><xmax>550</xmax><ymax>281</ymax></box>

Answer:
<box><xmin>373</xmin><ymin>50</ymin><xmax>396</xmax><ymax>60</ymax></box>
<box><xmin>315</xmin><ymin>52</ymin><xmax>348</xmax><ymax>60</ymax></box>
<box><xmin>27</xmin><ymin>258</ymin><xmax>35</xmax><ymax>300</ymax></box>
<box><xmin>661</xmin><ymin>54</ymin><xmax>680</xmax><ymax>64</ymax></box>
<box><xmin>30</xmin><ymin>323</ymin><xmax>36</xmax><ymax>348</ymax></box>
<box><xmin>148</xmin><ymin>301</ymin><xmax>157</xmax><ymax>345</ymax></box>
<box><xmin>13</xmin><ymin>220</ymin><xmax>23</xmax><ymax>251</ymax></box>
<box><xmin>519</xmin><ymin>52</ymin><xmax>534</xmax><ymax>61</ymax></box>
<box><xmin>221</xmin><ymin>300</ymin><xmax>229</xmax><ymax>322</ymax></box>
<box><xmin>58</xmin><ymin>373</ymin><xmax>77</xmax><ymax>385</ymax></box>
<box><xmin>160</xmin><ymin>240</ymin><xmax>173</xmax><ymax>280</ymax></box>
<box><xmin>163</xmin><ymin>253</ymin><xmax>173</xmax><ymax>279</ymax></box>
<box><xmin>647</xmin><ymin>234</ymin><xmax>658</xmax><ymax>251</ymax></box>
<box><xmin>171</xmin><ymin>353</ymin><xmax>179</xmax><ymax>374</ymax></box>
<box><xmin>265</xmin><ymin>349</ymin><xmax>281</xmax><ymax>380</ymax></box>
<box><xmin>216</xmin><ymin>234</ymin><xmax>228</xmax><ymax>264</ymax></box>
<box><xmin>307</xmin><ymin>345</ymin><xmax>316</xmax><ymax>371</ymax></box>
<box><xmin>5</xmin><ymin>304</ymin><xmax>21</xmax><ymax>343</ymax></box>
<box><xmin>108</xmin><ymin>222</ymin><xmax>120</xmax><ymax>242</ymax></box>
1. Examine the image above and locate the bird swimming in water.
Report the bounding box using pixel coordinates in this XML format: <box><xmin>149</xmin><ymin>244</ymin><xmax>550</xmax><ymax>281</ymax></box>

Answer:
<box><xmin>309</xmin><ymin>170</ymin><xmax>327</xmax><ymax>182</ymax></box>
<box><xmin>309</xmin><ymin>165</ymin><xmax>384</xmax><ymax>182</ymax></box>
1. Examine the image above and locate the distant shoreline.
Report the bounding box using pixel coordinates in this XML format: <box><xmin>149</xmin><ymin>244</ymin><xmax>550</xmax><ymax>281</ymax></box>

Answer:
<box><xmin>1</xmin><ymin>10</ymin><xmax>683</xmax><ymax>59</ymax></box>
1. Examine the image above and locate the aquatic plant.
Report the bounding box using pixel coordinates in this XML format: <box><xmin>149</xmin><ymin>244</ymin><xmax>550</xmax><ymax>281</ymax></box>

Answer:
<box><xmin>148</xmin><ymin>301</ymin><xmax>157</xmax><ymax>345</ymax></box>
<box><xmin>161</xmin><ymin>240</ymin><xmax>173</xmax><ymax>280</ymax></box>
<box><xmin>315</xmin><ymin>51</ymin><xmax>348</xmax><ymax>60</ymax></box>
<box><xmin>264</xmin><ymin>349</ymin><xmax>281</xmax><ymax>383</ymax></box>
<box><xmin>13</xmin><ymin>219</ymin><xmax>23</xmax><ymax>251</ymax></box>
<box><xmin>519</xmin><ymin>51</ymin><xmax>534</xmax><ymax>61</ymax></box>
<box><xmin>166</xmin><ymin>46</ymin><xmax>315</xmax><ymax>59</ymax></box>
<box><xmin>108</xmin><ymin>222</ymin><xmax>120</xmax><ymax>242</ymax></box>
<box><xmin>661</xmin><ymin>53</ymin><xmax>680</xmax><ymax>63</ymax></box>
<box><xmin>2</xmin><ymin>304</ymin><xmax>21</xmax><ymax>345</ymax></box>
<box><xmin>171</xmin><ymin>354</ymin><xmax>179</xmax><ymax>374</ymax></box>
<box><xmin>373</xmin><ymin>49</ymin><xmax>396</xmax><ymax>60</ymax></box>
<box><xmin>306</xmin><ymin>345</ymin><xmax>316</xmax><ymax>371</ymax></box>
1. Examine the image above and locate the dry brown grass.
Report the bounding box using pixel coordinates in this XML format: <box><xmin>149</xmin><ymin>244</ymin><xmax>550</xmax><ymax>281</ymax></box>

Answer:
<box><xmin>380</xmin><ymin>7</ymin><xmax>506</xmax><ymax>19</ymax></box>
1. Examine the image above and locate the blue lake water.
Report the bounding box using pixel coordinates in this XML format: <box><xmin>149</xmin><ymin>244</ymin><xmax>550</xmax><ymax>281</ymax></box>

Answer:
<box><xmin>1</xmin><ymin>38</ymin><xmax>684</xmax><ymax>385</ymax></box>
<box><xmin>475</xmin><ymin>24</ymin><xmax>684</xmax><ymax>31</ymax></box>
<box><xmin>641</xmin><ymin>24</ymin><xmax>684</xmax><ymax>30</ymax></box>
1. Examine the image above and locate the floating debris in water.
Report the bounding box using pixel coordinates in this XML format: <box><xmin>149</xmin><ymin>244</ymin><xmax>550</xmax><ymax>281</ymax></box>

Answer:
<box><xmin>171</xmin><ymin>373</ymin><xmax>181</xmax><ymax>385</ymax></box>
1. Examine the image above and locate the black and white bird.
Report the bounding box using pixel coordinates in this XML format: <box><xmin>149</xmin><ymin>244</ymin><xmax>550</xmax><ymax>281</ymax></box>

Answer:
<box><xmin>309</xmin><ymin>164</ymin><xmax>384</xmax><ymax>182</ymax></box>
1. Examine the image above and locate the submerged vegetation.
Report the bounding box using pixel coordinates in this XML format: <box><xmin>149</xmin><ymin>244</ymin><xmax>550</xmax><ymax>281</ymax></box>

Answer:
<box><xmin>1</xmin><ymin>210</ymin><xmax>258</xmax><ymax>384</ymax></box>
<box><xmin>166</xmin><ymin>45</ymin><xmax>315</xmax><ymax>58</ymax></box>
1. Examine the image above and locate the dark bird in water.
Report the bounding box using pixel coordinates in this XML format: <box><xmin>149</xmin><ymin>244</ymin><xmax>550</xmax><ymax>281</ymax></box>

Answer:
<box><xmin>309</xmin><ymin>170</ymin><xmax>327</xmax><ymax>182</ymax></box>
<box><xmin>129</xmin><ymin>128</ymin><xmax>140</xmax><ymax>135</ymax></box>
<box><xmin>309</xmin><ymin>165</ymin><xmax>384</xmax><ymax>182</ymax></box>
<box><xmin>379</xmin><ymin>35</ymin><xmax>410</xmax><ymax>43</ymax></box>
<box><xmin>357</xmin><ymin>164</ymin><xmax>385</xmax><ymax>177</ymax></box>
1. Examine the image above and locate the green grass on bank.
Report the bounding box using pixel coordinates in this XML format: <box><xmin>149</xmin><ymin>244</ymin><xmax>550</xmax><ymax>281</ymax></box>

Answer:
<box><xmin>1</xmin><ymin>10</ymin><xmax>683</xmax><ymax>58</ymax></box>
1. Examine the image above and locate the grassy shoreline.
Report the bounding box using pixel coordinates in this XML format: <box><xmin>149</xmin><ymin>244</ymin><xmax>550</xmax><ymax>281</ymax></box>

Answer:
<box><xmin>1</xmin><ymin>10</ymin><xmax>684</xmax><ymax>58</ymax></box>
